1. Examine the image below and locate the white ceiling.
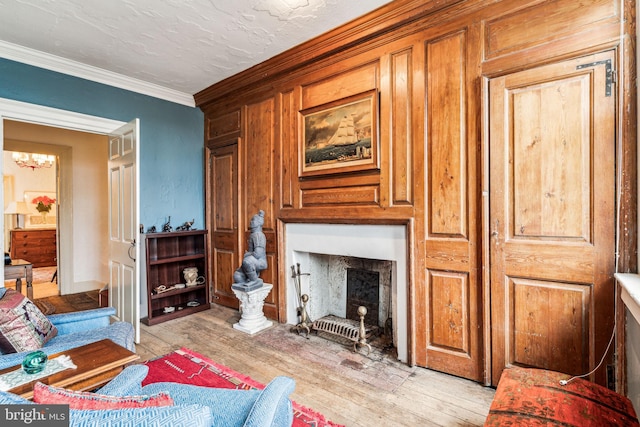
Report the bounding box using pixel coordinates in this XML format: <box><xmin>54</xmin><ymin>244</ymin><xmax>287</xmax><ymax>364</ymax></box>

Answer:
<box><xmin>0</xmin><ymin>0</ymin><xmax>392</xmax><ymax>106</ymax></box>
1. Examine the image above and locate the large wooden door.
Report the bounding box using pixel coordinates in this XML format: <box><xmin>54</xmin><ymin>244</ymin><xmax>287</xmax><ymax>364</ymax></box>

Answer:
<box><xmin>489</xmin><ymin>51</ymin><xmax>616</xmax><ymax>386</ymax></box>
<box><xmin>208</xmin><ymin>141</ymin><xmax>240</xmax><ymax>308</ymax></box>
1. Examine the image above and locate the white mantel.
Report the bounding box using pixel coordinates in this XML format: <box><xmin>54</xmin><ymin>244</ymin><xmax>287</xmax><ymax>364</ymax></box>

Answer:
<box><xmin>284</xmin><ymin>223</ymin><xmax>408</xmax><ymax>363</ymax></box>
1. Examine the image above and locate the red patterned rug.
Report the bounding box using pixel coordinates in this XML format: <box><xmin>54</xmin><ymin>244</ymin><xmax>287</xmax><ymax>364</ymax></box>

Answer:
<box><xmin>143</xmin><ymin>348</ymin><xmax>343</xmax><ymax>427</ymax></box>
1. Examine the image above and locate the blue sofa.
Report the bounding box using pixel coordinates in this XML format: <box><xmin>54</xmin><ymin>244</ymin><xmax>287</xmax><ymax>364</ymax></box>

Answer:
<box><xmin>0</xmin><ymin>307</ymin><xmax>135</xmax><ymax>370</ymax></box>
<box><xmin>0</xmin><ymin>365</ymin><xmax>295</xmax><ymax>427</ymax></box>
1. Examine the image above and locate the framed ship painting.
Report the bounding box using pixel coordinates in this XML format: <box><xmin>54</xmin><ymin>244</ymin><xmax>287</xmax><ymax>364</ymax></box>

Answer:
<box><xmin>300</xmin><ymin>90</ymin><xmax>379</xmax><ymax>177</ymax></box>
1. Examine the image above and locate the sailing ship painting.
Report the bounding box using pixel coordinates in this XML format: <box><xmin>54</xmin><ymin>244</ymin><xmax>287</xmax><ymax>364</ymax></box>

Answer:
<box><xmin>302</xmin><ymin>92</ymin><xmax>377</xmax><ymax>175</ymax></box>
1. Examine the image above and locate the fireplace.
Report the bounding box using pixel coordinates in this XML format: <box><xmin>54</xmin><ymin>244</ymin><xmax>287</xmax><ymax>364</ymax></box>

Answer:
<box><xmin>284</xmin><ymin>223</ymin><xmax>408</xmax><ymax>363</ymax></box>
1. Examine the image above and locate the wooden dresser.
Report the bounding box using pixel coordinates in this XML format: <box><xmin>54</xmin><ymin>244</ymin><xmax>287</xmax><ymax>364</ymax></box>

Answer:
<box><xmin>10</xmin><ymin>229</ymin><xmax>57</xmax><ymax>268</ymax></box>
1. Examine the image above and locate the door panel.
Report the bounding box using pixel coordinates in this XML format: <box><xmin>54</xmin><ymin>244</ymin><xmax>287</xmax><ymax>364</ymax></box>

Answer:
<box><xmin>509</xmin><ymin>278</ymin><xmax>590</xmax><ymax>374</ymax></box>
<box><xmin>422</xmin><ymin>29</ymin><xmax>483</xmax><ymax>381</ymax></box>
<box><xmin>244</xmin><ymin>98</ymin><xmax>278</xmax><ymax>319</ymax></box>
<box><xmin>209</xmin><ymin>142</ymin><xmax>240</xmax><ymax>308</ymax></box>
<box><xmin>490</xmin><ymin>51</ymin><xmax>615</xmax><ymax>386</ymax></box>
<box><xmin>108</xmin><ymin>119</ymin><xmax>140</xmax><ymax>343</ymax></box>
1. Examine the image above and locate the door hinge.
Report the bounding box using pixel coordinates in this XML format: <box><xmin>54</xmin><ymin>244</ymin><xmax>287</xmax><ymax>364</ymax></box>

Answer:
<box><xmin>576</xmin><ymin>59</ymin><xmax>614</xmax><ymax>97</ymax></box>
<box><xmin>607</xmin><ymin>364</ymin><xmax>615</xmax><ymax>391</ymax></box>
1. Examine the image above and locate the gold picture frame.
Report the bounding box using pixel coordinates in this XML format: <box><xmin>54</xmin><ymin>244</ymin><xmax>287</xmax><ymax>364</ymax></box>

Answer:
<box><xmin>300</xmin><ymin>90</ymin><xmax>379</xmax><ymax>177</ymax></box>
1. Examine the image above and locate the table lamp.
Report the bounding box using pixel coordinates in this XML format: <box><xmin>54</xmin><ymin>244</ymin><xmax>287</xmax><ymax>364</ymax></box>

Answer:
<box><xmin>4</xmin><ymin>201</ymin><xmax>30</xmax><ymax>229</ymax></box>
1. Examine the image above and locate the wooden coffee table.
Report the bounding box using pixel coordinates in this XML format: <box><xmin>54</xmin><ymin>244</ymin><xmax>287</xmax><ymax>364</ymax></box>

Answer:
<box><xmin>1</xmin><ymin>339</ymin><xmax>139</xmax><ymax>400</ymax></box>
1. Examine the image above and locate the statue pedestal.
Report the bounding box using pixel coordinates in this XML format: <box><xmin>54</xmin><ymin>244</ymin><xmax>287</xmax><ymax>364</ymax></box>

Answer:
<box><xmin>231</xmin><ymin>283</ymin><xmax>273</xmax><ymax>335</ymax></box>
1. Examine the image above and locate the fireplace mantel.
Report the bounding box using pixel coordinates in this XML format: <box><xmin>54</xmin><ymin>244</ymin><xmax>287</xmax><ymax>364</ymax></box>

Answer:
<box><xmin>284</xmin><ymin>223</ymin><xmax>408</xmax><ymax>363</ymax></box>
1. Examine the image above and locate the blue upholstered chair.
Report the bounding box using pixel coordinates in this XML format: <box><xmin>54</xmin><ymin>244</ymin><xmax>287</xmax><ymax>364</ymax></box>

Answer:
<box><xmin>0</xmin><ymin>306</ymin><xmax>135</xmax><ymax>370</ymax></box>
<box><xmin>0</xmin><ymin>364</ymin><xmax>295</xmax><ymax>427</ymax></box>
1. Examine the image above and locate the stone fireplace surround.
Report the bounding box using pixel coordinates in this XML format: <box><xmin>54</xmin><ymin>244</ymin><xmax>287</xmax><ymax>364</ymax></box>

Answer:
<box><xmin>284</xmin><ymin>223</ymin><xmax>408</xmax><ymax>363</ymax></box>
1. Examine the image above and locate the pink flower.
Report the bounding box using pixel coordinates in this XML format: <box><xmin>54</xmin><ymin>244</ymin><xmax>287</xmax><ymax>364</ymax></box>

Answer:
<box><xmin>32</xmin><ymin>196</ymin><xmax>56</xmax><ymax>206</ymax></box>
<box><xmin>32</xmin><ymin>195</ymin><xmax>56</xmax><ymax>213</ymax></box>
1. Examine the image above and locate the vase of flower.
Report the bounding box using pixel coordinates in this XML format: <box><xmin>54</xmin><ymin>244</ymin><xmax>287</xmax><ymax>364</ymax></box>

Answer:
<box><xmin>32</xmin><ymin>195</ymin><xmax>56</xmax><ymax>223</ymax></box>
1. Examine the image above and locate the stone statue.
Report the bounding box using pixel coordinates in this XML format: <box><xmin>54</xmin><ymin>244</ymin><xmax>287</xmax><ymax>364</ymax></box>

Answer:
<box><xmin>232</xmin><ymin>210</ymin><xmax>267</xmax><ymax>291</ymax></box>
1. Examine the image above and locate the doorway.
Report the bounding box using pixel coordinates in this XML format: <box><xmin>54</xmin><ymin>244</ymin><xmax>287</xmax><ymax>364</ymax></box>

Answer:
<box><xmin>3</xmin><ymin>148</ymin><xmax>58</xmax><ymax>298</ymax></box>
<box><xmin>3</xmin><ymin>120</ymin><xmax>110</xmax><ymax>297</ymax></box>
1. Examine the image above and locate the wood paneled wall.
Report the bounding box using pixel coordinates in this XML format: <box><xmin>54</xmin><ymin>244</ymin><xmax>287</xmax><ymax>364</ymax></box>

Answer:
<box><xmin>199</xmin><ymin>0</ymin><xmax>636</xmax><ymax>385</ymax></box>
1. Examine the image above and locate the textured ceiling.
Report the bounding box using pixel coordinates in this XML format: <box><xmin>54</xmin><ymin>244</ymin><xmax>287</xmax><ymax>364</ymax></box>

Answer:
<box><xmin>0</xmin><ymin>0</ymin><xmax>392</xmax><ymax>102</ymax></box>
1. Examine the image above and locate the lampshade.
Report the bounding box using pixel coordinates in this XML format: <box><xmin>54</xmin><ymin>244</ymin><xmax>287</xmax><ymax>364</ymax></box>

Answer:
<box><xmin>4</xmin><ymin>201</ymin><xmax>30</xmax><ymax>215</ymax></box>
<box><xmin>4</xmin><ymin>201</ymin><xmax>30</xmax><ymax>229</ymax></box>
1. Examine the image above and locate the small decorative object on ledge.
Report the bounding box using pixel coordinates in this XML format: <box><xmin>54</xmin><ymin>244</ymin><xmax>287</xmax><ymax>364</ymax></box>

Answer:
<box><xmin>232</xmin><ymin>210</ymin><xmax>267</xmax><ymax>292</ymax></box>
<box><xmin>22</xmin><ymin>350</ymin><xmax>47</xmax><ymax>374</ymax></box>
<box><xmin>176</xmin><ymin>219</ymin><xmax>195</xmax><ymax>231</ymax></box>
<box><xmin>183</xmin><ymin>267</ymin><xmax>205</xmax><ymax>287</ymax></box>
<box><xmin>162</xmin><ymin>216</ymin><xmax>172</xmax><ymax>232</ymax></box>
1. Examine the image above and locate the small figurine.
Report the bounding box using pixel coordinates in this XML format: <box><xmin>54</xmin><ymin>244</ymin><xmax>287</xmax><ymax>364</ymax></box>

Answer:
<box><xmin>146</xmin><ymin>225</ymin><xmax>157</xmax><ymax>233</ymax></box>
<box><xmin>162</xmin><ymin>216</ymin><xmax>172</xmax><ymax>232</ymax></box>
<box><xmin>176</xmin><ymin>219</ymin><xmax>195</xmax><ymax>231</ymax></box>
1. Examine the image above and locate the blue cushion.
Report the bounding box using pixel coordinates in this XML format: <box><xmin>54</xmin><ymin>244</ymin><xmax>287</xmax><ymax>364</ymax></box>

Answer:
<box><xmin>0</xmin><ymin>390</ymin><xmax>33</xmax><ymax>405</ymax></box>
<box><xmin>69</xmin><ymin>404</ymin><xmax>212</xmax><ymax>427</ymax></box>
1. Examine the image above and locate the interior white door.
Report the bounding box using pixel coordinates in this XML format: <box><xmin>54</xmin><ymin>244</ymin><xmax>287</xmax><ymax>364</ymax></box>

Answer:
<box><xmin>108</xmin><ymin>119</ymin><xmax>140</xmax><ymax>343</ymax></box>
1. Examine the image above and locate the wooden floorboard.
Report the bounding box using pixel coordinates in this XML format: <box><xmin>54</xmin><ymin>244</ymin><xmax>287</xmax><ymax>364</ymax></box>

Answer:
<box><xmin>135</xmin><ymin>304</ymin><xmax>495</xmax><ymax>426</ymax></box>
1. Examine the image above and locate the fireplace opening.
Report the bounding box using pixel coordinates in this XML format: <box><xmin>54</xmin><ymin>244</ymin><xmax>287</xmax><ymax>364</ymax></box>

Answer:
<box><xmin>290</xmin><ymin>253</ymin><xmax>395</xmax><ymax>355</ymax></box>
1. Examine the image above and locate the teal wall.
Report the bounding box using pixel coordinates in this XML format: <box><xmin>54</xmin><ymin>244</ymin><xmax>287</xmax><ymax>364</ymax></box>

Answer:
<box><xmin>0</xmin><ymin>58</ymin><xmax>205</xmax><ymax>231</ymax></box>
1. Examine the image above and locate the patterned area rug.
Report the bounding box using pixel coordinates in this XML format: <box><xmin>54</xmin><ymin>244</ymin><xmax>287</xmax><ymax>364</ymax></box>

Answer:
<box><xmin>33</xmin><ymin>290</ymin><xmax>100</xmax><ymax>315</ymax></box>
<box><xmin>143</xmin><ymin>348</ymin><xmax>344</xmax><ymax>427</ymax></box>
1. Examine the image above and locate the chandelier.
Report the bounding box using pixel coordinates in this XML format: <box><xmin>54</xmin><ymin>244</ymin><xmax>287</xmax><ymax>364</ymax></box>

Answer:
<box><xmin>12</xmin><ymin>152</ymin><xmax>55</xmax><ymax>170</ymax></box>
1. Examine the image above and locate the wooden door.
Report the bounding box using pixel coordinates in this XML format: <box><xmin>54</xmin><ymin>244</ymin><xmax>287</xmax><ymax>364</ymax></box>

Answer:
<box><xmin>208</xmin><ymin>141</ymin><xmax>240</xmax><ymax>308</ymax></box>
<box><xmin>489</xmin><ymin>51</ymin><xmax>616</xmax><ymax>386</ymax></box>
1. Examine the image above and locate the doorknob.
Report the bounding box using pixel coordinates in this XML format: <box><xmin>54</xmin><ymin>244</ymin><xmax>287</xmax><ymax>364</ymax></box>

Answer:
<box><xmin>128</xmin><ymin>239</ymin><xmax>136</xmax><ymax>261</ymax></box>
<box><xmin>491</xmin><ymin>220</ymin><xmax>499</xmax><ymax>238</ymax></box>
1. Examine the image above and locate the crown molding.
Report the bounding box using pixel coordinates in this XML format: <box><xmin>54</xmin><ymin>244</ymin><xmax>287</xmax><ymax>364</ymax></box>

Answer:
<box><xmin>0</xmin><ymin>40</ymin><xmax>195</xmax><ymax>107</ymax></box>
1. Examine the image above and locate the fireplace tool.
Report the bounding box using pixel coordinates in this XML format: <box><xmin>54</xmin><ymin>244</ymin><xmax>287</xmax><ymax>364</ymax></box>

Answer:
<box><xmin>290</xmin><ymin>263</ymin><xmax>312</xmax><ymax>337</ymax></box>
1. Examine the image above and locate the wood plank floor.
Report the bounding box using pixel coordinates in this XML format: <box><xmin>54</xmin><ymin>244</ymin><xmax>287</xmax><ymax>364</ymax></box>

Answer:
<box><xmin>136</xmin><ymin>304</ymin><xmax>495</xmax><ymax>426</ymax></box>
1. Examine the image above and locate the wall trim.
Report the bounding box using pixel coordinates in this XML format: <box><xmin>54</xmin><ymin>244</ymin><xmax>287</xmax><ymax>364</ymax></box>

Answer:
<box><xmin>0</xmin><ymin>40</ymin><xmax>195</xmax><ymax>107</ymax></box>
<box><xmin>0</xmin><ymin>97</ymin><xmax>125</xmax><ymax>133</ymax></box>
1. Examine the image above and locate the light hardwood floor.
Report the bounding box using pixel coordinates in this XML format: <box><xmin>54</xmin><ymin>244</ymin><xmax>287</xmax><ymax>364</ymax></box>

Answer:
<box><xmin>136</xmin><ymin>304</ymin><xmax>495</xmax><ymax>426</ymax></box>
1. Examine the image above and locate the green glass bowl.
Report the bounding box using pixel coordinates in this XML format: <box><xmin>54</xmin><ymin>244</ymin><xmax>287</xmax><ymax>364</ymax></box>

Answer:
<box><xmin>22</xmin><ymin>351</ymin><xmax>48</xmax><ymax>374</ymax></box>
